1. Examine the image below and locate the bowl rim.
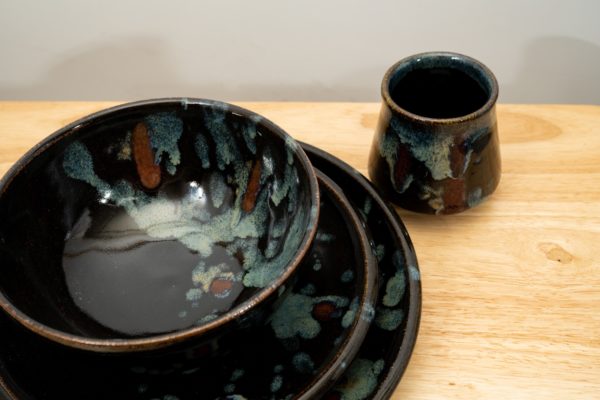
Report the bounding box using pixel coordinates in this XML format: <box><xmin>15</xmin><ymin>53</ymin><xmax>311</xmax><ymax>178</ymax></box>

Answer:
<box><xmin>0</xmin><ymin>97</ymin><xmax>320</xmax><ymax>353</ymax></box>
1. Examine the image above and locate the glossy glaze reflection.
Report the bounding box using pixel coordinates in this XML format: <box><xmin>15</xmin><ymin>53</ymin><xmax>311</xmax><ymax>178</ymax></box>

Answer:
<box><xmin>0</xmin><ymin>172</ymin><xmax>376</xmax><ymax>400</ymax></box>
<box><xmin>368</xmin><ymin>52</ymin><xmax>501</xmax><ymax>214</ymax></box>
<box><xmin>303</xmin><ymin>143</ymin><xmax>421</xmax><ymax>400</ymax></box>
<box><xmin>0</xmin><ymin>99</ymin><xmax>319</xmax><ymax>347</ymax></box>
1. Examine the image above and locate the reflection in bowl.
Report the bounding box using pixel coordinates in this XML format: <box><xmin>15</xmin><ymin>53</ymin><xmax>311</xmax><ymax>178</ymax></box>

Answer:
<box><xmin>0</xmin><ymin>98</ymin><xmax>319</xmax><ymax>352</ymax></box>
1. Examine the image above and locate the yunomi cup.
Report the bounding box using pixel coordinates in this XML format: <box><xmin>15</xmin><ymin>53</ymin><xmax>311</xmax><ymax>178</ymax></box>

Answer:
<box><xmin>368</xmin><ymin>52</ymin><xmax>501</xmax><ymax>214</ymax></box>
<box><xmin>0</xmin><ymin>98</ymin><xmax>320</xmax><ymax>353</ymax></box>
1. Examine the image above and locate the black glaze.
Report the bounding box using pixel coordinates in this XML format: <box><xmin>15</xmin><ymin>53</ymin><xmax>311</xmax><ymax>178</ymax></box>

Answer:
<box><xmin>0</xmin><ymin>171</ymin><xmax>377</xmax><ymax>400</ymax></box>
<box><xmin>303</xmin><ymin>143</ymin><xmax>421</xmax><ymax>400</ymax></box>
<box><xmin>390</xmin><ymin>67</ymin><xmax>488</xmax><ymax>118</ymax></box>
<box><xmin>369</xmin><ymin>52</ymin><xmax>501</xmax><ymax>214</ymax></box>
<box><xmin>0</xmin><ymin>98</ymin><xmax>319</xmax><ymax>351</ymax></box>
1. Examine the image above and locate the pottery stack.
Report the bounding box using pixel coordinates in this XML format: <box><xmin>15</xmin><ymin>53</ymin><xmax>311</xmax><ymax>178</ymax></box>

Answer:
<box><xmin>0</xmin><ymin>99</ymin><xmax>421</xmax><ymax>400</ymax></box>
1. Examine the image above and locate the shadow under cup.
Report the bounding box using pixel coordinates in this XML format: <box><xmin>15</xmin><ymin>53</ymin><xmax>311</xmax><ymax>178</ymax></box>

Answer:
<box><xmin>368</xmin><ymin>52</ymin><xmax>501</xmax><ymax>214</ymax></box>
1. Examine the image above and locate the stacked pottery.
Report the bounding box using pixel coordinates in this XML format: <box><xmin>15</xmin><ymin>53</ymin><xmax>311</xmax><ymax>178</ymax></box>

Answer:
<box><xmin>0</xmin><ymin>99</ymin><xmax>421</xmax><ymax>400</ymax></box>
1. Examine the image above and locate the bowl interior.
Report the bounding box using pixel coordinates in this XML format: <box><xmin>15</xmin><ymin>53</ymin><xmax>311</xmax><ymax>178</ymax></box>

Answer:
<box><xmin>0</xmin><ymin>171</ymin><xmax>372</xmax><ymax>400</ymax></box>
<box><xmin>0</xmin><ymin>99</ymin><xmax>317</xmax><ymax>340</ymax></box>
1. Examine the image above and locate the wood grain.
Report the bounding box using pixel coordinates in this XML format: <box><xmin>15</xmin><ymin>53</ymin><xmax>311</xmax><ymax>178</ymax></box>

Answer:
<box><xmin>1</xmin><ymin>102</ymin><xmax>599</xmax><ymax>399</ymax></box>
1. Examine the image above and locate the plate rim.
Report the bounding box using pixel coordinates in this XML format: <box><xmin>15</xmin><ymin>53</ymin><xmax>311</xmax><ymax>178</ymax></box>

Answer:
<box><xmin>301</xmin><ymin>141</ymin><xmax>422</xmax><ymax>399</ymax></box>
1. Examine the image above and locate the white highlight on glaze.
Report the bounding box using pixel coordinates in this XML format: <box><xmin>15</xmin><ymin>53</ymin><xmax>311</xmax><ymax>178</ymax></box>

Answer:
<box><xmin>284</xmin><ymin>135</ymin><xmax>299</xmax><ymax>165</ymax></box>
<box><xmin>463</xmin><ymin>149</ymin><xmax>474</xmax><ymax>174</ymax></box>
<box><xmin>467</xmin><ymin>187</ymin><xmax>484</xmax><ymax>208</ymax></box>
<box><xmin>408</xmin><ymin>265</ymin><xmax>420</xmax><ymax>281</ymax></box>
<box><xmin>409</xmin><ymin>133</ymin><xmax>454</xmax><ymax>180</ymax></box>
<box><xmin>419</xmin><ymin>185</ymin><xmax>445</xmax><ymax>214</ymax></box>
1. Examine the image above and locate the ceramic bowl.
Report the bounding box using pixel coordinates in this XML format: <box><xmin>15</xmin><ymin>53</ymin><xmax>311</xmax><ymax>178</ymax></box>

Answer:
<box><xmin>0</xmin><ymin>169</ymin><xmax>378</xmax><ymax>400</ymax></box>
<box><xmin>0</xmin><ymin>98</ymin><xmax>320</xmax><ymax>352</ymax></box>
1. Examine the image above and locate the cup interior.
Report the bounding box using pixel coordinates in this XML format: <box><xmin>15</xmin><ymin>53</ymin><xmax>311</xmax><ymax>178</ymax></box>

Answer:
<box><xmin>0</xmin><ymin>99</ymin><xmax>319</xmax><ymax>347</ymax></box>
<box><xmin>386</xmin><ymin>53</ymin><xmax>496</xmax><ymax>119</ymax></box>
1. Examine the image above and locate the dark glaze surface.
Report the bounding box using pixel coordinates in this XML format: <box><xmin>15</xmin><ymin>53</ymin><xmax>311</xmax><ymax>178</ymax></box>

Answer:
<box><xmin>390</xmin><ymin>67</ymin><xmax>488</xmax><ymax>118</ymax></box>
<box><xmin>303</xmin><ymin>144</ymin><xmax>421</xmax><ymax>400</ymax></box>
<box><xmin>0</xmin><ymin>174</ymin><xmax>374</xmax><ymax>400</ymax></box>
<box><xmin>0</xmin><ymin>99</ymin><xmax>317</xmax><ymax>340</ymax></box>
<box><xmin>369</xmin><ymin>52</ymin><xmax>501</xmax><ymax>215</ymax></box>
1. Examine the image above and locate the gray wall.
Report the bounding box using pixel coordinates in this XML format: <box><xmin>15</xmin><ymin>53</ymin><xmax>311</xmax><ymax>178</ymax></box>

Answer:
<box><xmin>1</xmin><ymin>0</ymin><xmax>599</xmax><ymax>103</ymax></box>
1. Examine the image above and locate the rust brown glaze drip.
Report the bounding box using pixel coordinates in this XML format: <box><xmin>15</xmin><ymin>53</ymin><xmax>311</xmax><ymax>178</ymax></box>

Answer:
<box><xmin>368</xmin><ymin>52</ymin><xmax>501</xmax><ymax>214</ymax></box>
<box><xmin>312</xmin><ymin>301</ymin><xmax>337</xmax><ymax>322</ymax></box>
<box><xmin>393</xmin><ymin>144</ymin><xmax>412</xmax><ymax>191</ymax></box>
<box><xmin>242</xmin><ymin>159</ymin><xmax>262</xmax><ymax>212</ymax></box>
<box><xmin>132</xmin><ymin>122</ymin><xmax>161</xmax><ymax>190</ymax></box>
<box><xmin>443</xmin><ymin>135</ymin><xmax>468</xmax><ymax>211</ymax></box>
<box><xmin>210</xmin><ymin>279</ymin><xmax>234</xmax><ymax>296</ymax></box>
<box><xmin>442</xmin><ymin>178</ymin><xmax>466</xmax><ymax>213</ymax></box>
<box><xmin>449</xmin><ymin>135</ymin><xmax>466</xmax><ymax>178</ymax></box>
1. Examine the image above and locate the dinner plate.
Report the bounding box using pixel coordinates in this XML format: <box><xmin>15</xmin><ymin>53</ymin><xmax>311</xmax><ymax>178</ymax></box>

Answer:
<box><xmin>0</xmin><ymin>172</ymin><xmax>377</xmax><ymax>400</ymax></box>
<box><xmin>302</xmin><ymin>143</ymin><xmax>421</xmax><ymax>400</ymax></box>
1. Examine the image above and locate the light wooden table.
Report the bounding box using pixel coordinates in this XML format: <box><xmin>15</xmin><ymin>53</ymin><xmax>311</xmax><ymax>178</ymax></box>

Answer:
<box><xmin>1</xmin><ymin>102</ymin><xmax>599</xmax><ymax>399</ymax></box>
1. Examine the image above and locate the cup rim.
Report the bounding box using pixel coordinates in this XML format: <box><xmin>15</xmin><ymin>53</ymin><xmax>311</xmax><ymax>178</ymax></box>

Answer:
<box><xmin>0</xmin><ymin>98</ymin><xmax>321</xmax><ymax>353</ymax></box>
<box><xmin>381</xmin><ymin>51</ymin><xmax>499</xmax><ymax>125</ymax></box>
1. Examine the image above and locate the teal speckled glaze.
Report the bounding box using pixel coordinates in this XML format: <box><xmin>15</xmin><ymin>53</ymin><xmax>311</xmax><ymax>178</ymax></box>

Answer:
<box><xmin>382</xmin><ymin>270</ymin><xmax>406</xmax><ymax>307</ymax></box>
<box><xmin>313</xmin><ymin>257</ymin><xmax>322</xmax><ymax>271</ymax></box>
<box><xmin>362</xmin><ymin>197</ymin><xmax>372</xmax><ymax>216</ymax></box>
<box><xmin>203</xmin><ymin>108</ymin><xmax>239</xmax><ymax>171</ymax></box>
<box><xmin>299</xmin><ymin>283</ymin><xmax>316</xmax><ymax>296</ymax></box>
<box><xmin>224</xmin><ymin>383</ymin><xmax>235</xmax><ymax>394</ymax></box>
<box><xmin>341</xmin><ymin>297</ymin><xmax>359</xmax><ymax>329</ymax></box>
<box><xmin>375</xmin><ymin>308</ymin><xmax>404</xmax><ymax>331</ymax></box>
<box><xmin>208</xmin><ymin>172</ymin><xmax>228</xmax><ymax>208</ymax></box>
<box><xmin>270</xmin><ymin>293</ymin><xmax>349</xmax><ymax>339</ymax></box>
<box><xmin>409</xmin><ymin>264</ymin><xmax>421</xmax><ymax>281</ymax></box>
<box><xmin>230</xmin><ymin>369</ymin><xmax>245</xmax><ymax>382</ymax></box>
<box><xmin>333</xmin><ymin>358</ymin><xmax>385</xmax><ymax>400</ymax></box>
<box><xmin>341</xmin><ymin>298</ymin><xmax>375</xmax><ymax>328</ymax></box>
<box><xmin>374</xmin><ymin>244</ymin><xmax>385</xmax><ymax>262</ymax></box>
<box><xmin>51</xmin><ymin>100</ymin><xmax>318</xmax><ymax>339</ymax></box>
<box><xmin>388</xmin><ymin>117</ymin><xmax>455</xmax><ymax>181</ymax></box>
<box><xmin>369</xmin><ymin>51</ymin><xmax>501</xmax><ymax>214</ymax></box>
<box><xmin>194</xmin><ymin>134</ymin><xmax>211</xmax><ymax>168</ymax></box>
<box><xmin>292</xmin><ymin>352</ymin><xmax>315</xmax><ymax>374</ymax></box>
<box><xmin>316</xmin><ymin>232</ymin><xmax>335</xmax><ymax>242</ymax></box>
<box><xmin>270</xmin><ymin>375</ymin><xmax>283</xmax><ymax>392</ymax></box>
<box><xmin>145</xmin><ymin>112</ymin><xmax>183</xmax><ymax>173</ymax></box>
<box><xmin>64</xmin><ymin>139</ymin><xmax>304</xmax><ymax>302</ymax></box>
<box><xmin>64</xmin><ymin>141</ymin><xmax>297</xmax><ymax>272</ymax></box>
<box><xmin>63</xmin><ymin>142</ymin><xmax>111</xmax><ymax>194</ymax></box>
<box><xmin>341</xmin><ymin>269</ymin><xmax>354</xmax><ymax>283</ymax></box>
<box><xmin>362</xmin><ymin>302</ymin><xmax>376</xmax><ymax>323</ymax></box>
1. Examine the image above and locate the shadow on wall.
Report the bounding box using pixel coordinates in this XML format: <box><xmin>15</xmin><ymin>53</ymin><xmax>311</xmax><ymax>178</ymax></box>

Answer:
<box><xmin>0</xmin><ymin>37</ymin><xmax>188</xmax><ymax>100</ymax></box>
<box><xmin>502</xmin><ymin>36</ymin><xmax>600</xmax><ymax>104</ymax></box>
<box><xmin>0</xmin><ymin>37</ymin><xmax>381</xmax><ymax>101</ymax></box>
<box><xmin>6</xmin><ymin>35</ymin><xmax>599</xmax><ymax>103</ymax></box>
